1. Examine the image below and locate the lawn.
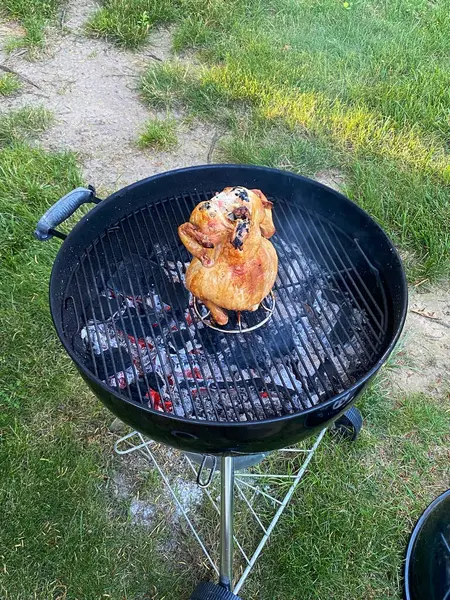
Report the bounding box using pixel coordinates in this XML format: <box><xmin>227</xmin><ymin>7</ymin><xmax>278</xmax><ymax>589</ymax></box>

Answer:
<box><xmin>1</xmin><ymin>0</ymin><xmax>450</xmax><ymax>598</ymax></box>
<box><xmin>75</xmin><ymin>0</ymin><xmax>450</xmax><ymax>280</ymax></box>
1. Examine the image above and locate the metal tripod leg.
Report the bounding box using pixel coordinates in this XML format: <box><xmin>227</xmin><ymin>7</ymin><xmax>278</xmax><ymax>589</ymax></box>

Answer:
<box><xmin>219</xmin><ymin>456</ymin><xmax>235</xmax><ymax>590</ymax></box>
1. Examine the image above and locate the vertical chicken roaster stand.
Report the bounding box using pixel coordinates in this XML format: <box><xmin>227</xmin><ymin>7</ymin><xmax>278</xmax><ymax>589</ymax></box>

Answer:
<box><xmin>36</xmin><ymin>165</ymin><xmax>407</xmax><ymax>599</ymax></box>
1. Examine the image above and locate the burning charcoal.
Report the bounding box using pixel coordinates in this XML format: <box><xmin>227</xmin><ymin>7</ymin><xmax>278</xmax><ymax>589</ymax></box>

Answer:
<box><xmin>150</xmin><ymin>239</ymin><xmax>187</xmax><ymax>262</ymax></box>
<box><xmin>72</xmin><ymin>332</ymin><xmax>105</xmax><ymax>377</ymax></box>
<box><xmin>321</xmin><ymin>283</ymin><xmax>341</xmax><ymax>306</ymax></box>
<box><xmin>223</xmin><ymin>336</ymin><xmax>268</xmax><ymax>370</ymax></box>
<box><xmin>84</xmin><ymin>294</ymin><xmax>118</xmax><ymax>322</ymax></box>
<box><xmin>129</xmin><ymin>381</ymin><xmax>147</xmax><ymax>402</ymax></box>
<box><xmin>107</xmin><ymin>366</ymin><xmax>136</xmax><ymax>389</ymax></box>
<box><xmin>165</xmin><ymin>259</ymin><xmax>189</xmax><ymax>284</ymax></box>
<box><xmin>92</xmin><ymin>348</ymin><xmax>132</xmax><ymax>381</ymax></box>
<box><xmin>107</xmin><ymin>254</ymin><xmax>152</xmax><ymax>297</ymax></box>
<box><xmin>265</xmin><ymin>322</ymin><xmax>295</xmax><ymax>356</ymax></box>
<box><xmin>193</xmin><ymin>327</ymin><xmax>223</xmax><ymax>355</ymax></box>
<box><xmin>326</xmin><ymin>308</ymin><xmax>356</xmax><ymax>347</ymax></box>
<box><xmin>129</xmin><ymin>372</ymin><xmax>165</xmax><ymax>403</ymax></box>
<box><xmin>161</xmin><ymin>280</ymin><xmax>189</xmax><ymax>318</ymax></box>
<box><xmin>251</xmin><ymin>378</ymin><xmax>294</xmax><ymax>405</ymax></box>
<box><xmin>76</xmin><ymin>216</ymin><xmax>377</xmax><ymax>423</ymax></box>
<box><xmin>140</xmin><ymin>371</ymin><xmax>165</xmax><ymax>392</ymax></box>
<box><xmin>72</xmin><ymin>331</ymin><xmax>90</xmax><ymax>358</ymax></box>
<box><xmin>120</xmin><ymin>336</ymin><xmax>155</xmax><ymax>376</ymax></box>
<box><xmin>178</xmin><ymin>380</ymin><xmax>199</xmax><ymax>394</ymax></box>
<box><xmin>116</xmin><ymin>313</ymin><xmax>160</xmax><ymax>340</ymax></box>
<box><xmin>144</xmin><ymin>263</ymin><xmax>189</xmax><ymax>318</ymax></box>
<box><xmin>145</xmin><ymin>387</ymin><xmax>173</xmax><ymax>412</ymax></box>
<box><xmin>290</xmin><ymin>358</ymin><xmax>317</xmax><ymax>391</ymax></box>
<box><xmin>167</xmin><ymin>328</ymin><xmax>193</xmax><ymax>352</ymax></box>
<box><xmin>81</xmin><ymin>322</ymin><xmax>120</xmax><ymax>354</ymax></box>
<box><xmin>316</xmin><ymin>358</ymin><xmax>341</xmax><ymax>391</ymax></box>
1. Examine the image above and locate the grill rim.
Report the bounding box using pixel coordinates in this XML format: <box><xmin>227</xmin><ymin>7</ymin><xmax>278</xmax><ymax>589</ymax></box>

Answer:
<box><xmin>49</xmin><ymin>164</ymin><xmax>408</xmax><ymax>429</ymax></box>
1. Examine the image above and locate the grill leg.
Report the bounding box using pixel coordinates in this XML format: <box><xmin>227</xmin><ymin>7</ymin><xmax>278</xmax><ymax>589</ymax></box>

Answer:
<box><xmin>219</xmin><ymin>456</ymin><xmax>235</xmax><ymax>590</ymax></box>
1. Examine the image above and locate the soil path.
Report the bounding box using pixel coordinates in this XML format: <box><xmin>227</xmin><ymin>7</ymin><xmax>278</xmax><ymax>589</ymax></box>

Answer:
<box><xmin>391</xmin><ymin>286</ymin><xmax>450</xmax><ymax>397</ymax></box>
<box><xmin>0</xmin><ymin>1</ymin><xmax>211</xmax><ymax>191</ymax></box>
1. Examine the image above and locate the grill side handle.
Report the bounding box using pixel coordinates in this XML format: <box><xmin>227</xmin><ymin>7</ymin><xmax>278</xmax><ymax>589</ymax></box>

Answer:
<box><xmin>34</xmin><ymin>185</ymin><xmax>101</xmax><ymax>241</ymax></box>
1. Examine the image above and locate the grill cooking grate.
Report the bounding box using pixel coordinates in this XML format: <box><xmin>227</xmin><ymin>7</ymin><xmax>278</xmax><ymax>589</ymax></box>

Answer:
<box><xmin>63</xmin><ymin>190</ymin><xmax>388</xmax><ymax>423</ymax></box>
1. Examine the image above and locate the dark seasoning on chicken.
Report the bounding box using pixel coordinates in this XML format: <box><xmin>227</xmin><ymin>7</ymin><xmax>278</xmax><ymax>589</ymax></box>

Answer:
<box><xmin>79</xmin><ymin>188</ymin><xmax>373</xmax><ymax>422</ymax></box>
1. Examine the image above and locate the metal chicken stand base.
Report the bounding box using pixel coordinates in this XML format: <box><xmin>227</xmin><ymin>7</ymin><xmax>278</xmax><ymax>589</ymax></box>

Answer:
<box><xmin>114</xmin><ymin>429</ymin><xmax>327</xmax><ymax>598</ymax></box>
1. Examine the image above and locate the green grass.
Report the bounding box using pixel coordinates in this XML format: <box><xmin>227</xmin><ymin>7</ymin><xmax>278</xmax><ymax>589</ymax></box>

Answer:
<box><xmin>86</xmin><ymin>0</ymin><xmax>179</xmax><ymax>48</ymax></box>
<box><xmin>0</xmin><ymin>127</ymin><xmax>448</xmax><ymax>600</ymax></box>
<box><xmin>241</xmin><ymin>383</ymin><xmax>450</xmax><ymax>599</ymax></box>
<box><xmin>0</xmin><ymin>106</ymin><xmax>53</xmax><ymax>148</ymax></box>
<box><xmin>138</xmin><ymin>116</ymin><xmax>177</xmax><ymax>150</ymax></box>
<box><xmin>86</xmin><ymin>0</ymin><xmax>241</xmax><ymax>48</ymax></box>
<box><xmin>1</xmin><ymin>0</ymin><xmax>450</xmax><ymax>596</ymax></box>
<box><xmin>135</xmin><ymin>0</ymin><xmax>450</xmax><ymax>281</ymax></box>
<box><xmin>1</xmin><ymin>0</ymin><xmax>65</xmax><ymax>53</ymax></box>
<box><xmin>0</xmin><ymin>72</ymin><xmax>22</xmax><ymax>96</ymax></box>
<box><xmin>219</xmin><ymin>122</ymin><xmax>338</xmax><ymax>177</ymax></box>
<box><xmin>0</xmin><ymin>110</ymin><xmax>195</xmax><ymax>599</ymax></box>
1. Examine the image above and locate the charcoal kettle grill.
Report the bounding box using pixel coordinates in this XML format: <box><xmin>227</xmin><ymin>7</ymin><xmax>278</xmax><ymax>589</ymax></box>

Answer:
<box><xmin>36</xmin><ymin>165</ymin><xmax>407</xmax><ymax>598</ymax></box>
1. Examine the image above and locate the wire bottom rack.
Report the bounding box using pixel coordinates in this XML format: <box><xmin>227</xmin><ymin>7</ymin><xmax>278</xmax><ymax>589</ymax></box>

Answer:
<box><xmin>114</xmin><ymin>429</ymin><xmax>326</xmax><ymax>595</ymax></box>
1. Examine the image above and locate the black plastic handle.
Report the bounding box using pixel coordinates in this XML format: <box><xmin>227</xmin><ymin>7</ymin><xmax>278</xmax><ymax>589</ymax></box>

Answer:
<box><xmin>34</xmin><ymin>185</ymin><xmax>100</xmax><ymax>241</ymax></box>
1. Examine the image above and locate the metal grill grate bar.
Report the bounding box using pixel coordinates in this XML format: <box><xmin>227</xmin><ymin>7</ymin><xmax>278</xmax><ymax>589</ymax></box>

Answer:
<box><xmin>74</xmin><ymin>271</ymin><xmax>100</xmax><ymax>380</ymax></box>
<box><xmin>78</xmin><ymin>256</ymin><xmax>130</xmax><ymax>394</ymax></box>
<box><xmin>135</xmin><ymin>206</ymin><xmax>222</xmax><ymax>419</ymax></box>
<box><xmin>154</xmin><ymin>195</ymin><xmax>247</xmax><ymax>418</ymax></box>
<box><xmin>185</xmin><ymin>192</ymin><xmax>308</xmax><ymax>413</ymax></box>
<box><xmin>282</xmin><ymin>201</ymin><xmax>379</xmax><ymax>360</ymax></box>
<box><xmin>314</xmin><ymin>218</ymin><xmax>384</xmax><ymax>344</ymax></box>
<box><xmin>175</xmin><ymin>192</ymin><xmax>283</xmax><ymax>418</ymax></box>
<box><xmin>273</xmin><ymin>201</ymin><xmax>369</xmax><ymax>369</ymax></box>
<box><xmin>67</xmin><ymin>190</ymin><xmax>388</xmax><ymax>424</ymax></box>
<box><xmin>107</xmin><ymin>229</ymin><xmax>167</xmax><ymax>406</ymax></box>
<box><xmin>112</xmin><ymin>219</ymin><xmax>198</xmax><ymax>417</ymax></box>
<box><xmin>181</xmin><ymin>192</ymin><xmax>261</xmax><ymax>419</ymax></box>
<box><xmin>327</xmin><ymin>226</ymin><xmax>386</xmax><ymax>331</ymax></box>
<box><xmin>87</xmin><ymin>243</ymin><xmax>136</xmax><ymax>400</ymax></box>
<box><xmin>144</xmin><ymin>200</ymin><xmax>248</xmax><ymax>420</ymax></box>
<box><xmin>115</xmin><ymin>224</ymin><xmax>192</xmax><ymax>413</ymax></box>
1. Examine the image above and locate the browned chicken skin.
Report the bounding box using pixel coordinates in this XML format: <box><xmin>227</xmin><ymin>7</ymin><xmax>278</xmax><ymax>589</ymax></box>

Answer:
<box><xmin>178</xmin><ymin>186</ymin><xmax>278</xmax><ymax>325</ymax></box>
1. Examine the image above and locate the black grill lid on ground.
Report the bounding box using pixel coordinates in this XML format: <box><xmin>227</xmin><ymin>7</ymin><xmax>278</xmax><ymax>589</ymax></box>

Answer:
<box><xmin>404</xmin><ymin>489</ymin><xmax>450</xmax><ymax>600</ymax></box>
<box><xmin>40</xmin><ymin>165</ymin><xmax>407</xmax><ymax>454</ymax></box>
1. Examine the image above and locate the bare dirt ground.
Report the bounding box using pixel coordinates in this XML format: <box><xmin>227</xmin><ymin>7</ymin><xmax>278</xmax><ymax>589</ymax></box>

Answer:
<box><xmin>0</xmin><ymin>0</ymin><xmax>212</xmax><ymax>192</ymax></box>
<box><xmin>390</xmin><ymin>286</ymin><xmax>450</xmax><ymax>397</ymax></box>
<box><xmin>1</xmin><ymin>0</ymin><xmax>448</xmax><ymax>411</ymax></box>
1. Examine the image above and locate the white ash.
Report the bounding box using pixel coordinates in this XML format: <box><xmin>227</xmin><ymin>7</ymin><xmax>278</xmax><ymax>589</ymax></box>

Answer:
<box><xmin>81</xmin><ymin>322</ymin><xmax>119</xmax><ymax>355</ymax></box>
<box><xmin>129</xmin><ymin>498</ymin><xmax>156</xmax><ymax>527</ymax></box>
<box><xmin>173</xmin><ymin>480</ymin><xmax>203</xmax><ymax>518</ymax></box>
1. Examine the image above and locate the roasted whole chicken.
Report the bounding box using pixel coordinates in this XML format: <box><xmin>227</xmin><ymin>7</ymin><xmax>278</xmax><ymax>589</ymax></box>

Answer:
<box><xmin>178</xmin><ymin>186</ymin><xmax>278</xmax><ymax>325</ymax></box>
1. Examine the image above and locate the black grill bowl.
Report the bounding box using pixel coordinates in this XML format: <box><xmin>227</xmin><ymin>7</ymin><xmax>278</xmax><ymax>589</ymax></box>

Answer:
<box><xmin>46</xmin><ymin>165</ymin><xmax>407</xmax><ymax>454</ymax></box>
